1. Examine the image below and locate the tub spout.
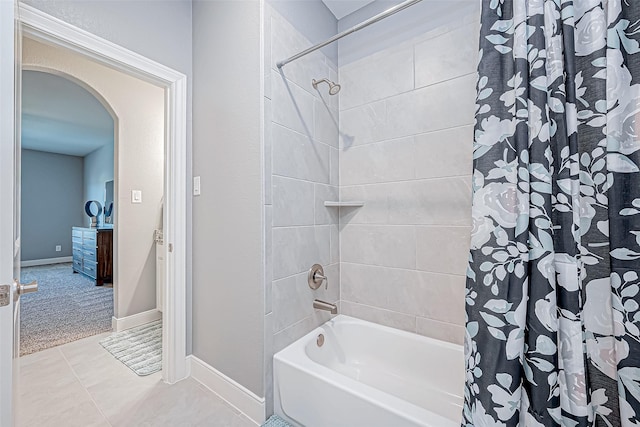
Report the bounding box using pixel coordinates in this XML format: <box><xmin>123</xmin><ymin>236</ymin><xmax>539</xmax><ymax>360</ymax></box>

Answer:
<box><xmin>313</xmin><ymin>299</ymin><xmax>337</xmax><ymax>314</ymax></box>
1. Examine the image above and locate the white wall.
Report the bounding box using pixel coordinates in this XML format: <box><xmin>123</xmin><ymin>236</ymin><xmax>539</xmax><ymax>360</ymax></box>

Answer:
<box><xmin>192</xmin><ymin>0</ymin><xmax>265</xmax><ymax>398</ymax></box>
<box><xmin>337</xmin><ymin>6</ymin><xmax>480</xmax><ymax>344</ymax></box>
<box><xmin>22</xmin><ymin>38</ymin><xmax>165</xmax><ymax>319</ymax></box>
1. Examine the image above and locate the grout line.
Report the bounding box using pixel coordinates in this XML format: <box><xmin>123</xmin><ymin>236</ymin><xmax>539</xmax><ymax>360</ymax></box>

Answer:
<box><xmin>340</xmin><ymin>261</ymin><xmax>468</xmax><ymax>277</ymax></box>
<box><xmin>338</xmin><ymin>71</ymin><xmax>477</xmax><ymax>113</ymax></box>
<box><xmin>339</xmin><ymin>174</ymin><xmax>472</xmax><ymax>187</ymax></box>
<box><xmin>271</xmin><ymin>121</ymin><xmax>339</xmax><ymax>150</ymax></box>
<box><xmin>341</xmin><ymin>124</ymin><xmax>473</xmax><ymax>147</ymax></box>
<box><xmin>340</xmin><ymin>224</ymin><xmax>471</xmax><ymax>229</ymax></box>
<box><xmin>338</xmin><ymin>123</ymin><xmax>474</xmax><ymax>148</ymax></box>
<box><xmin>59</xmin><ymin>347</ymin><xmax>114</xmax><ymax>427</ymax></box>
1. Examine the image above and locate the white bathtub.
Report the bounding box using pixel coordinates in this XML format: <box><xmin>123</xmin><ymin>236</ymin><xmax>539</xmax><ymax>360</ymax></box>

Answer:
<box><xmin>274</xmin><ymin>315</ymin><xmax>464</xmax><ymax>427</ymax></box>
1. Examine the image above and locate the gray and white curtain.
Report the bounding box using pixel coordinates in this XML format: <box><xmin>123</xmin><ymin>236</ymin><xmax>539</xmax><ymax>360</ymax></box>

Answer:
<box><xmin>465</xmin><ymin>1</ymin><xmax>640</xmax><ymax>426</ymax></box>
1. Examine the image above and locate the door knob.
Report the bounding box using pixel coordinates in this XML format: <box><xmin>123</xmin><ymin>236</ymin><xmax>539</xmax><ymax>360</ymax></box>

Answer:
<box><xmin>16</xmin><ymin>279</ymin><xmax>38</xmax><ymax>295</ymax></box>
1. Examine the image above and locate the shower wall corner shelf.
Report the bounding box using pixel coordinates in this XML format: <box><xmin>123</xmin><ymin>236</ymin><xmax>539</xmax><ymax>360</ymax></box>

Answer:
<box><xmin>324</xmin><ymin>201</ymin><xmax>365</xmax><ymax>207</ymax></box>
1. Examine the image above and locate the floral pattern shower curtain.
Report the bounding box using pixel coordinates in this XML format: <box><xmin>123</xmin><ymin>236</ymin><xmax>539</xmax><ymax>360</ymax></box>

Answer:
<box><xmin>465</xmin><ymin>1</ymin><xmax>640</xmax><ymax>426</ymax></box>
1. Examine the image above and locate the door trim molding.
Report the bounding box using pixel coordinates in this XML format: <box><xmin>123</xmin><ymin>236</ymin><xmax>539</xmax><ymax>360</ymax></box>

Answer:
<box><xmin>17</xmin><ymin>4</ymin><xmax>188</xmax><ymax>384</ymax></box>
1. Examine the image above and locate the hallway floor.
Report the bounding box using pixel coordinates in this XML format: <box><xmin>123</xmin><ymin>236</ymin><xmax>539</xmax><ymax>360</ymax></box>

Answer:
<box><xmin>17</xmin><ymin>332</ymin><xmax>256</xmax><ymax>427</ymax></box>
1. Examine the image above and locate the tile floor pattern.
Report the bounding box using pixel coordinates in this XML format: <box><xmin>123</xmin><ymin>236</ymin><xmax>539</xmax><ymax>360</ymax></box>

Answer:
<box><xmin>17</xmin><ymin>333</ymin><xmax>256</xmax><ymax>427</ymax></box>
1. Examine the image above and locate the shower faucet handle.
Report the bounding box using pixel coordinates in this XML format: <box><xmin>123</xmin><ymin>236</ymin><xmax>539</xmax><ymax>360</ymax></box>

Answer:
<box><xmin>308</xmin><ymin>264</ymin><xmax>328</xmax><ymax>290</ymax></box>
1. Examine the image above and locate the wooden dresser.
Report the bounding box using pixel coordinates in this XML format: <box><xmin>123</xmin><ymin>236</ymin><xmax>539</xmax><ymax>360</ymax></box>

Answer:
<box><xmin>72</xmin><ymin>227</ymin><xmax>113</xmax><ymax>285</ymax></box>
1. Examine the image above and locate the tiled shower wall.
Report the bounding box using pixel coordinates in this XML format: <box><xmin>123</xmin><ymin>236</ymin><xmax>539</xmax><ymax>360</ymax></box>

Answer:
<box><xmin>265</xmin><ymin>5</ymin><xmax>340</xmax><ymax>357</ymax></box>
<box><xmin>337</xmin><ymin>12</ymin><xmax>481</xmax><ymax>344</ymax></box>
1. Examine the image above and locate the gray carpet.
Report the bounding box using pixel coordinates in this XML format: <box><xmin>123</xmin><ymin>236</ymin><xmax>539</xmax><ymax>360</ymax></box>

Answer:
<box><xmin>100</xmin><ymin>320</ymin><xmax>162</xmax><ymax>376</ymax></box>
<box><xmin>20</xmin><ymin>263</ymin><xmax>113</xmax><ymax>356</ymax></box>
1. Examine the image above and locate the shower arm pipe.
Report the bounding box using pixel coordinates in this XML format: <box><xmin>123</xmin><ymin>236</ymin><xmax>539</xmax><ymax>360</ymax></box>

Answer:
<box><xmin>276</xmin><ymin>0</ymin><xmax>423</xmax><ymax>68</ymax></box>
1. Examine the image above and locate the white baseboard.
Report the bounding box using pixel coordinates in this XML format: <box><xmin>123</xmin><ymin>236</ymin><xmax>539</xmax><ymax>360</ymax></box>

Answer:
<box><xmin>112</xmin><ymin>309</ymin><xmax>162</xmax><ymax>332</ymax></box>
<box><xmin>21</xmin><ymin>256</ymin><xmax>72</xmax><ymax>267</ymax></box>
<box><xmin>188</xmin><ymin>355</ymin><xmax>264</xmax><ymax>425</ymax></box>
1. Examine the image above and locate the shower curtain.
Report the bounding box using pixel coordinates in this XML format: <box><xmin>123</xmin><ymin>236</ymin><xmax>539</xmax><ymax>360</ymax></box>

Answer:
<box><xmin>465</xmin><ymin>1</ymin><xmax>640</xmax><ymax>426</ymax></box>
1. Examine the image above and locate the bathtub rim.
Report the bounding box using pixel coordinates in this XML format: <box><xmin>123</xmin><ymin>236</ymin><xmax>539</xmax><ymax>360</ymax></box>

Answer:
<box><xmin>273</xmin><ymin>314</ymin><xmax>463</xmax><ymax>427</ymax></box>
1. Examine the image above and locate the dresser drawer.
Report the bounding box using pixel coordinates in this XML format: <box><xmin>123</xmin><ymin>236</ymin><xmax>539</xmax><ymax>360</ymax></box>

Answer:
<box><xmin>72</xmin><ymin>228</ymin><xmax>83</xmax><ymax>238</ymax></box>
<box><xmin>72</xmin><ymin>258</ymin><xmax>83</xmax><ymax>272</ymax></box>
<box><xmin>83</xmin><ymin>231</ymin><xmax>96</xmax><ymax>244</ymax></box>
<box><xmin>83</xmin><ymin>243</ymin><xmax>97</xmax><ymax>257</ymax></box>
<box><xmin>83</xmin><ymin>260</ymin><xmax>97</xmax><ymax>279</ymax></box>
<box><xmin>72</xmin><ymin>246</ymin><xmax>83</xmax><ymax>258</ymax></box>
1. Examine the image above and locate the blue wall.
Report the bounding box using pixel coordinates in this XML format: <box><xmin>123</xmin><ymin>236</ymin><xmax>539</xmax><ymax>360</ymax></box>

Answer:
<box><xmin>83</xmin><ymin>143</ymin><xmax>114</xmax><ymax>218</ymax></box>
<box><xmin>21</xmin><ymin>149</ymin><xmax>85</xmax><ymax>261</ymax></box>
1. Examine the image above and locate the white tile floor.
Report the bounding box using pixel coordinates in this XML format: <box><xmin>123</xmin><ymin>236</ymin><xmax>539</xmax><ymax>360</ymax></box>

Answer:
<box><xmin>17</xmin><ymin>333</ymin><xmax>257</xmax><ymax>427</ymax></box>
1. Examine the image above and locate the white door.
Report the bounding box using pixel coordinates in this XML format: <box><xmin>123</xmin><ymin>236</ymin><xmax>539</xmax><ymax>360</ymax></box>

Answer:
<box><xmin>1</xmin><ymin>4</ymin><xmax>37</xmax><ymax>426</ymax></box>
<box><xmin>0</xmin><ymin>1</ymin><xmax>18</xmax><ymax>425</ymax></box>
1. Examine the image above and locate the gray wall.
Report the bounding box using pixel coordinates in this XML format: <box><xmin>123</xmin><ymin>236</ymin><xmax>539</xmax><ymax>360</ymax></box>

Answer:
<box><xmin>83</xmin><ymin>143</ymin><xmax>114</xmax><ymax>215</ymax></box>
<box><xmin>21</xmin><ymin>149</ymin><xmax>84</xmax><ymax>261</ymax></box>
<box><xmin>192</xmin><ymin>0</ymin><xmax>264</xmax><ymax>397</ymax></box>
<box><xmin>22</xmin><ymin>0</ymin><xmax>195</xmax><ymax>352</ymax></box>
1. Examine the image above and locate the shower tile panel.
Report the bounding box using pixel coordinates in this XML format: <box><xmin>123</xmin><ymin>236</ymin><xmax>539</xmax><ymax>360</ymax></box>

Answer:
<box><xmin>273</xmin><ymin>176</ymin><xmax>315</xmax><ymax>227</ymax></box>
<box><xmin>272</xmin><ymin>225</ymin><xmax>331</xmax><ymax>280</ymax></box>
<box><xmin>271</xmin><ymin>71</ymin><xmax>315</xmax><ymax>136</ymax></box>
<box><xmin>265</xmin><ymin>206</ymin><xmax>273</xmax><ymax>314</ymax></box>
<box><xmin>340</xmin><ymin>301</ymin><xmax>416</xmax><ymax>334</ymax></box>
<box><xmin>273</xmin><ymin>264</ymin><xmax>339</xmax><ymax>333</ymax></box>
<box><xmin>385</xmin><ymin>178</ymin><xmax>472</xmax><ymax>226</ymax></box>
<box><xmin>414</xmin><ymin>22</ymin><xmax>480</xmax><ymax>89</ymax></box>
<box><xmin>414</xmin><ymin>126</ymin><xmax>474</xmax><ymax>179</ymax></box>
<box><xmin>264</xmin><ymin>98</ymin><xmax>273</xmax><ymax>205</ymax></box>
<box><xmin>340</xmin><ymin>136</ymin><xmax>416</xmax><ymax>186</ymax></box>
<box><xmin>416</xmin><ymin>316</ymin><xmax>464</xmax><ymax>345</ymax></box>
<box><xmin>339</xmin><ymin>45</ymin><xmax>414</xmax><ymax>110</ymax></box>
<box><xmin>414</xmin><ymin>271</ymin><xmax>466</xmax><ymax>324</ymax></box>
<box><xmin>272</xmin><ymin>124</ymin><xmax>330</xmax><ymax>184</ymax></box>
<box><xmin>416</xmin><ymin>226</ymin><xmax>471</xmax><ymax>276</ymax></box>
<box><xmin>314</xmin><ymin>184</ymin><xmax>339</xmax><ymax>225</ymax></box>
<box><xmin>341</xmin><ymin>263</ymin><xmax>465</xmax><ymax>325</ymax></box>
<box><xmin>330</xmin><ymin>223</ymin><xmax>340</xmax><ymax>264</ymax></box>
<box><xmin>339</xmin><ymin>185</ymin><xmax>388</xmax><ymax>225</ymax></box>
<box><xmin>329</xmin><ymin>146</ymin><xmax>339</xmax><ymax>186</ymax></box>
<box><xmin>384</xmin><ymin>74</ymin><xmax>476</xmax><ymax>140</ymax></box>
<box><xmin>314</xmin><ymin>98</ymin><xmax>339</xmax><ymax>147</ymax></box>
<box><xmin>340</xmin><ymin>100</ymin><xmax>387</xmax><ymax>148</ymax></box>
<box><xmin>340</xmin><ymin>224</ymin><xmax>416</xmax><ymax>269</ymax></box>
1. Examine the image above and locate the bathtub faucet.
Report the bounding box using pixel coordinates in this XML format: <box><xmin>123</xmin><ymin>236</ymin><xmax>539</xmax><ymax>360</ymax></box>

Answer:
<box><xmin>313</xmin><ymin>299</ymin><xmax>338</xmax><ymax>314</ymax></box>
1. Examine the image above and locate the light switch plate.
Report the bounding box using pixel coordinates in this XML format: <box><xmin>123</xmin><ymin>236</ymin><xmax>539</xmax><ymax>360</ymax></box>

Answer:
<box><xmin>132</xmin><ymin>190</ymin><xmax>142</xmax><ymax>204</ymax></box>
<box><xmin>193</xmin><ymin>176</ymin><xmax>201</xmax><ymax>196</ymax></box>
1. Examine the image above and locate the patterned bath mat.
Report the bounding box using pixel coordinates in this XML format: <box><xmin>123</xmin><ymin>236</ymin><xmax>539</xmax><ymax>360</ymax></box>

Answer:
<box><xmin>100</xmin><ymin>320</ymin><xmax>162</xmax><ymax>376</ymax></box>
<box><xmin>261</xmin><ymin>415</ymin><xmax>293</xmax><ymax>427</ymax></box>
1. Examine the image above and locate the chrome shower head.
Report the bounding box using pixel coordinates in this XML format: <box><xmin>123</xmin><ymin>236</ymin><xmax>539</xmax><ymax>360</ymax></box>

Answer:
<box><xmin>312</xmin><ymin>78</ymin><xmax>341</xmax><ymax>95</ymax></box>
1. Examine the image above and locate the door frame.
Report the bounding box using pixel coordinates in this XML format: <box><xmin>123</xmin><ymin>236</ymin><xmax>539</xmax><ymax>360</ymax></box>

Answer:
<box><xmin>17</xmin><ymin>4</ymin><xmax>188</xmax><ymax>384</ymax></box>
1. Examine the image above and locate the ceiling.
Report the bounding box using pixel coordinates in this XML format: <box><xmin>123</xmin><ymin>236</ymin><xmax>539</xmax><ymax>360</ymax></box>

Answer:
<box><xmin>322</xmin><ymin>0</ymin><xmax>376</xmax><ymax>19</ymax></box>
<box><xmin>21</xmin><ymin>70</ymin><xmax>114</xmax><ymax>157</ymax></box>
